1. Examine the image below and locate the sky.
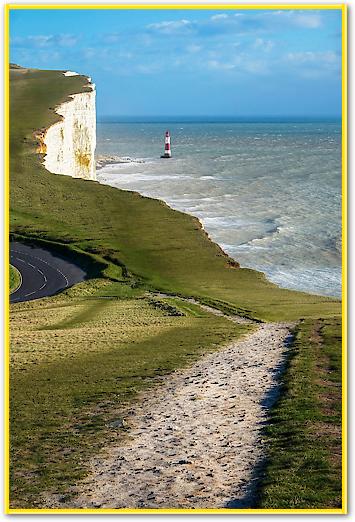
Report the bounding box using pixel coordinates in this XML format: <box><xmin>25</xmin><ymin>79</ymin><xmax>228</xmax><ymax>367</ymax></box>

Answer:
<box><xmin>9</xmin><ymin>8</ymin><xmax>342</xmax><ymax>118</ymax></box>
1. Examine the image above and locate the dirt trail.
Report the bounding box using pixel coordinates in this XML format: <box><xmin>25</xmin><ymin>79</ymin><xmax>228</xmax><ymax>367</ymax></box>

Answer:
<box><xmin>63</xmin><ymin>320</ymin><xmax>293</xmax><ymax>509</ymax></box>
<box><xmin>185</xmin><ymin>298</ymin><xmax>255</xmax><ymax>324</ymax></box>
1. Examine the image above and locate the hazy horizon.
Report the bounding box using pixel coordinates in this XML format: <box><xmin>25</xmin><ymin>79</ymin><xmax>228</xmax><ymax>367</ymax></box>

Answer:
<box><xmin>97</xmin><ymin>115</ymin><xmax>342</xmax><ymax>122</ymax></box>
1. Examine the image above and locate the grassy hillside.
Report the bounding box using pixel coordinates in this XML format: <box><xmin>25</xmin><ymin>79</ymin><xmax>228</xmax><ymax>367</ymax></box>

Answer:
<box><xmin>9</xmin><ymin>66</ymin><xmax>342</xmax><ymax>509</ymax></box>
<box><xmin>10</xmin><ymin>281</ymin><xmax>250</xmax><ymax>507</ymax></box>
<box><xmin>258</xmin><ymin>317</ymin><xmax>342</xmax><ymax>509</ymax></box>
<box><xmin>10</xmin><ymin>66</ymin><xmax>341</xmax><ymax>322</ymax></box>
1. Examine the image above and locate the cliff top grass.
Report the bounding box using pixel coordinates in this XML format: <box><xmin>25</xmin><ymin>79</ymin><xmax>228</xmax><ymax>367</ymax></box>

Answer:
<box><xmin>10</xmin><ymin>65</ymin><xmax>341</xmax><ymax>321</ymax></box>
<box><xmin>257</xmin><ymin>317</ymin><xmax>342</xmax><ymax>509</ymax></box>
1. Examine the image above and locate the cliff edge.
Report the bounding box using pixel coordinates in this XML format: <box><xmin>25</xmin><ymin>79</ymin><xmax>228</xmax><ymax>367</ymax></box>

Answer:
<box><xmin>39</xmin><ymin>70</ymin><xmax>96</xmax><ymax>180</ymax></box>
<box><xmin>9</xmin><ymin>64</ymin><xmax>340</xmax><ymax>323</ymax></box>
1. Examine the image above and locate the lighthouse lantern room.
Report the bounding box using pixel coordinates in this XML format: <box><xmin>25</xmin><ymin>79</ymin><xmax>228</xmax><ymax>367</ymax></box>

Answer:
<box><xmin>161</xmin><ymin>130</ymin><xmax>172</xmax><ymax>158</ymax></box>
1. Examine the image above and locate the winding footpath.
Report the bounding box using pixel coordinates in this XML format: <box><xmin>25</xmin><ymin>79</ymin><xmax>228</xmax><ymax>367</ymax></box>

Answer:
<box><xmin>64</xmin><ymin>317</ymin><xmax>293</xmax><ymax>509</ymax></box>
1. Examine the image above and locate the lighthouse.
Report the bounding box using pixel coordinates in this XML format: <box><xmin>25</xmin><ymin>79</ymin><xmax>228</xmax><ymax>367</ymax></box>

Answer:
<box><xmin>161</xmin><ymin>130</ymin><xmax>172</xmax><ymax>158</ymax></box>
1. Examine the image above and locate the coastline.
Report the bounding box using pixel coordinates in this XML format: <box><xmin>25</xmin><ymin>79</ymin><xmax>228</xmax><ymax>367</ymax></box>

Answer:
<box><xmin>96</xmin><ymin>154</ymin><xmax>145</xmax><ymax>170</ymax></box>
<box><xmin>96</xmin><ymin>156</ymin><xmax>242</xmax><ymax>273</ymax></box>
<box><xmin>95</xmin><ymin>156</ymin><xmax>341</xmax><ymax>300</ymax></box>
<box><xmin>9</xmin><ymin>66</ymin><xmax>343</xmax><ymax>510</ymax></box>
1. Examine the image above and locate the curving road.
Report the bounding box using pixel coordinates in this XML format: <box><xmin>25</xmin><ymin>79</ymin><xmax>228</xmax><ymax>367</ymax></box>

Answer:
<box><xmin>10</xmin><ymin>241</ymin><xmax>87</xmax><ymax>304</ymax></box>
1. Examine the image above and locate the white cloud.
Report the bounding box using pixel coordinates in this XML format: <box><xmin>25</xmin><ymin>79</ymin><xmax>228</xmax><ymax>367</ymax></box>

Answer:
<box><xmin>286</xmin><ymin>51</ymin><xmax>338</xmax><ymax>64</ymax></box>
<box><xmin>254</xmin><ymin>38</ymin><xmax>274</xmax><ymax>52</ymax></box>
<box><xmin>83</xmin><ymin>47</ymin><xmax>96</xmax><ymax>59</ymax></box>
<box><xmin>101</xmin><ymin>33</ymin><xmax>121</xmax><ymax>44</ymax></box>
<box><xmin>56</xmin><ymin>34</ymin><xmax>79</xmax><ymax>47</ymax></box>
<box><xmin>244</xmin><ymin>60</ymin><xmax>269</xmax><ymax>74</ymax></box>
<box><xmin>14</xmin><ymin>47</ymin><xmax>62</xmax><ymax>64</ymax></box>
<box><xmin>10</xmin><ymin>9</ymin><xmax>337</xmax><ymax>84</ymax></box>
<box><xmin>12</xmin><ymin>33</ymin><xmax>79</xmax><ymax>48</ymax></box>
<box><xmin>210</xmin><ymin>13</ymin><xmax>243</xmax><ymax>22</ymax></box>
<box><xmin>285</xmin><ymin>50</ymin><xmax>340</xmax><ymax>78</ymax></box>
<box><xmin>12</xmin><ymin>35</ymin><xmax>53</xmax><ymax>48</ymax></box>
<box><xmin>136</xmin><ymin>63</ymin><xmax>161</xmax><ymax>74</ymax></box>
<box><xmin>207</xmin><ymin>59</ymin><xmax>236</xmax><ymax>70</ymax></box>
<box><xmin>293</xmin><ymin>13</ymin><xmax>322</xmax><ymax>29</ymax></box>
<box><xmin>272</xmin><ymin>10</ymin><xmax>322</xmax><ymax>29</ymax></box>
<box><xmin>207</xmin><ymin>53</ymin><xmax>269</xmax><ymax>75</ymax></box>
<box><xmin>186</xmin><ymin>44</ymin><xmax>202</xmax><ymax>54</ymax></box>
<box><xmin>28</xmin><ymin>35</ymin><xmax>53</xmax><ymax>47</ymax></box>
<box><xmin>210</xmin><ymin>14</ymin><xmax>229</xmax><ymax>21</ymax></box>
<box><xmin>147</xmin><ymin>19</ymin><xmax>192</xmax><ymax>35</ymax></box>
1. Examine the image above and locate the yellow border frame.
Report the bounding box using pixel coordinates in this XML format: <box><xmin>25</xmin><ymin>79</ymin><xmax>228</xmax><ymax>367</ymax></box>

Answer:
<box><xmin>4</xmin><ymin>3</ymin><xmax>348</xmax><ymax>515</ymax></box>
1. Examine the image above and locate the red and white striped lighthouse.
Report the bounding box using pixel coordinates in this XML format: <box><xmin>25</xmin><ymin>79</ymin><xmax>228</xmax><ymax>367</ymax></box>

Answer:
<box><xmin>161</xmin><ymin>130</ymin><xmax>172</xmax><ymax>158</ymax></box>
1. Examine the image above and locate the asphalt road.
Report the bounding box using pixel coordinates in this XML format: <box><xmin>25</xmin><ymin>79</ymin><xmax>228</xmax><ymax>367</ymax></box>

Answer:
<box><xmin>10</xmin><ymin>241</ymin><xmax>87</xmax><ymax>304</ymax></box>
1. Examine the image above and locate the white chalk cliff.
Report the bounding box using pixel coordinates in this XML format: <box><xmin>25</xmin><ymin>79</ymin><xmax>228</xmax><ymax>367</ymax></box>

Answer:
<box><xmin>40</xmin><ymin>72</ymin><xmax>96</xmax><ymax>181</ymax></box>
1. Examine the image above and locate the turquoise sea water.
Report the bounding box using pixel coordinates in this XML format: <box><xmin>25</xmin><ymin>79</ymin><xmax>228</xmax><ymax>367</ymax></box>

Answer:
<box><xmin>96</xmin><ymin>120</ymin><xmax>342</xmax><ymax>298</ymax></box>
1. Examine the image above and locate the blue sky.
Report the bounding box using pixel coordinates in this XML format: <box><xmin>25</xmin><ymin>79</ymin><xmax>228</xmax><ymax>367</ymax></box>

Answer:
<box><xmin>10</xmin><ymin>8</ymin><xmax>342</xmax><ymax>118</ymax></box>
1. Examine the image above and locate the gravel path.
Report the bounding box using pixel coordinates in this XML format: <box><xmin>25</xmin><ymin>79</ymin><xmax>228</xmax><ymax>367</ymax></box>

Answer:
<box><xmin>66</xmin><ymin>321</ymin><xmax>293</xmax><ymax>509</ymax></box>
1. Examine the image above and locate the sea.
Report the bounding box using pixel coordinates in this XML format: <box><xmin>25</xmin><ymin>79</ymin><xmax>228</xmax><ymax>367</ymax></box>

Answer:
<box><xmin>96</xmin><ymin>118</ymin><xmax>342</xmax><ymax>298</ymax></box>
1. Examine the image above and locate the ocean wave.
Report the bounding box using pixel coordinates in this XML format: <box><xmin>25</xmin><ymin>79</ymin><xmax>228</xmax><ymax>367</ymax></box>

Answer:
<box><xmin>96</xmin><ymin>155</ymin><xmax>147</xmax><ymax>171</ymax></box>
<box><xmin>267</xmin><ymin>266</ymin><xmax>341</xmax><ymax>298</ymax></box>
<box><xmin>201</xmin><ymin>216</ymin><xmax>249</xmax><ymax>229</ymax></box>
<box><xmin>96</xmin><ymin>121</ymin><xmax>341</xmax><ymax>297</ymax></box>
<box><xmin>232</xmin><ymin>218</ymin><xmax>286</xmax><ymax>247</ymax></box>
<box><xmin>98</xmin><ymin>172</ymin><xmax>195</xmax><ymax>183</ymax></box>
<box><xmin>213</xmin><ymin>155</ymin><xmax>235</xmax><ymax>162</ymax></box>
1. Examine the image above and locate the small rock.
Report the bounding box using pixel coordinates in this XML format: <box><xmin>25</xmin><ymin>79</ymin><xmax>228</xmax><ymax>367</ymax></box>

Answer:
<box><xmin>109</xmin><ymin>419</ymin><xmax>125</xmax><ymax>429</ymax></box>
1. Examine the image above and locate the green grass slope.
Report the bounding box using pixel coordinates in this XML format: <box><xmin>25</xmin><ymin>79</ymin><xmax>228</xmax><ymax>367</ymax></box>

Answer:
<box><xmin>10</xmin><ymin>66</ymin><xmax>340</xmax><ymax>322</ymax></box>
<box><xmin>258</xmin><ymin>317</ymin><xmax>342</xmax><ymax>509</ymax></box>
<box><xmin>9</xmin><ymin>265</ymin><xmax>21</xmax><ymax>294</ymax></box>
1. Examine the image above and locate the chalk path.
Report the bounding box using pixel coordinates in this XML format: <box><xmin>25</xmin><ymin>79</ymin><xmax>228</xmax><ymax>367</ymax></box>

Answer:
<box><xmin>66</xmin><ymin>321</ymin><xmax>292</xmax><ymax>509</ymax></box>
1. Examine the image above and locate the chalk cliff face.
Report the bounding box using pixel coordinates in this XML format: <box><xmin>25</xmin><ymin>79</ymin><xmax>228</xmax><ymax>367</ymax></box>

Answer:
<box><xmin>42</xmin><ymin>72</ymin><xmax>96</xmax><ymax>181</ymax></box>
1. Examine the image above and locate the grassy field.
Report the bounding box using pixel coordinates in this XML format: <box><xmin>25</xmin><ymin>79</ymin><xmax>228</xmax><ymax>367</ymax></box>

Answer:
<box><xmin>10</xmin><ymin>66</ymin><xmax>341</xmax><ymax>322</ymax></box>
<box><xmin>10</xmin><ymin>281</ymin><xmax>251</xmax><ymax>507</ymax></box>
<box><xmin>9</xmin><ymin>65</ymin><xmax>342</xmax><ymax>509</ymax></box>
<box><xmin>9</xmin><ymin>265</ymin><xmax>21</xmax><ymax>294</ymax></box>
<box><xmin>257</xmin><ymin>317</ymin><xmax>342</xmax><ymax>509</ymax></box>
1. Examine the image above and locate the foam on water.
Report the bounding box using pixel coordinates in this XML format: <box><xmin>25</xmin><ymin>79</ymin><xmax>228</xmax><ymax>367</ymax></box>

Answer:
<box><xmin>96</xmin><ymin>121</ymin><xmax>341</xmax><ymax>298</ymax></box>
